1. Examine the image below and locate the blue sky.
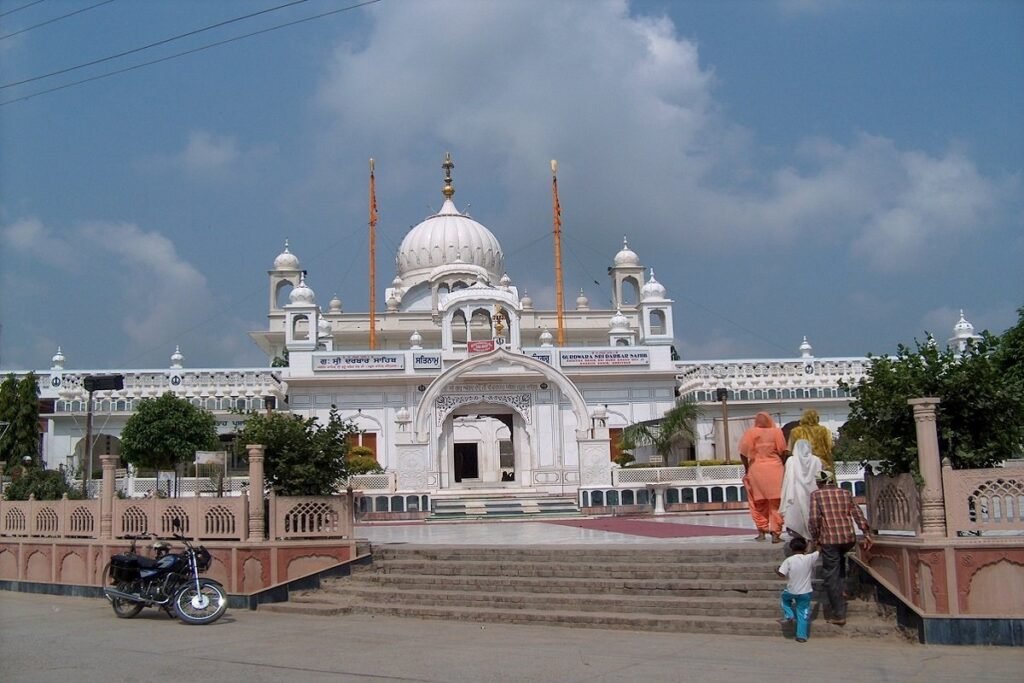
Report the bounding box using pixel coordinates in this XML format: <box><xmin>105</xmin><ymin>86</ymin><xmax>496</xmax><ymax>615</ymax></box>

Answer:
<box><xmin>1</xmin><ymin>0</ymin><xmax>1021</xmax><ymax>371</ymax></box>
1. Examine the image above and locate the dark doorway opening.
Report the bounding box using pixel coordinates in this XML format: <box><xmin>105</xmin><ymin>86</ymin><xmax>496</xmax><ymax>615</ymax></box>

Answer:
<box><xmin>453</xmin><ymin>443</ymin><xmax>479</xmax><ymax>483</ymax></box>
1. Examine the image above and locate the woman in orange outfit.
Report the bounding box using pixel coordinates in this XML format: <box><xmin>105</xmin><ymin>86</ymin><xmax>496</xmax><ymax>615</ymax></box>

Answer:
<box><xmin>739</xmin><ymin>412</ymin><xmax>788</xmax><ymax>543</ymax></box>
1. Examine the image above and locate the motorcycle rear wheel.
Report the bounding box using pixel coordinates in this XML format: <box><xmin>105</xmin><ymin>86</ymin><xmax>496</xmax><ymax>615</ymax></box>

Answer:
<box><xmin>110</xmin><ymin>581</ymin><xmax>144</xmax><ymax>619</ymax></box>
<box><xmin>173</xmin><ymin>580</ymin><xmax>227</xmax><ymax>625</ymax></box>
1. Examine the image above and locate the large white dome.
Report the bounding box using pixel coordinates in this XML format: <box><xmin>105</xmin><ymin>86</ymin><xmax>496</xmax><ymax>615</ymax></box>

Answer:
<box><xmin>396</xmin><ymin>198</ymin><xmax>504</xmax><ymax>286</ymax></box>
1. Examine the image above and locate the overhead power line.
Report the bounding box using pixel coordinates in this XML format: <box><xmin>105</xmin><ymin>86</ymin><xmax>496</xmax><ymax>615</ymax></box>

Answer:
<box><xmin>1</xmin><ymin>0</ymin><xmax>309</xmax><ymax>89</ymax></box>
<box><xmin>0</xmin><ymin>0</ymin><xmax>46</xmax><ymax>20</ymax></box>
<box><xmin>0</xmin><ymin>0</ymin><xmax>115</xmax><ymax>42</ymax></box>
<box><xmin>0</xmin><ymin>0</ymin><xmax>380</xmax><ymax>106</ymax></box>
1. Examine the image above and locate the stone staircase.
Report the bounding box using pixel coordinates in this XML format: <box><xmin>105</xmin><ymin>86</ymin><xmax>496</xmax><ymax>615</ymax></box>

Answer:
<box><xmin>265</xmin><ymin>544</ymin><xmax>903</xmax><ymax>639</ymax></box>
<box><xmin>428</xmin><ymin>492</ymin><xmax>580</xmax><ymax>521</ymax></box>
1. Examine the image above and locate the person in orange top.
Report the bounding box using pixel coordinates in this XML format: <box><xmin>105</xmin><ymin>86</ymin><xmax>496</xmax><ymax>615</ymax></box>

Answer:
<box><xmin>739</xmin><ymin>412</ymin><xmax>788</xmax><ymax>542</ymax></box>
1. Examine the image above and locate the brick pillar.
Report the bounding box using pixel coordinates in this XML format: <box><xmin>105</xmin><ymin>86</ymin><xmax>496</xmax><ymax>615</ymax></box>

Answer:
<box><xmin>909</xmin><ymin>397</ymin><xmax>946</xmax><ymax>537</ymax></box>
<box><xmin>247</xmin><ymin>444</ymin><xmax>266</xmax><ymax>542</ymax></box>
<box><xmin>99</xmin><ymin>454</ymin><xmax>118</xmax><ymax>540</ymax></box>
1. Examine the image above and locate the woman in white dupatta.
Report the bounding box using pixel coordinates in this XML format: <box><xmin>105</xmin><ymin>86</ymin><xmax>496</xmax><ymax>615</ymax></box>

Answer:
<box><xmin>779</xmin><ymin>439</ymin><xmax>823</xmax><ymax>539</ymax></box>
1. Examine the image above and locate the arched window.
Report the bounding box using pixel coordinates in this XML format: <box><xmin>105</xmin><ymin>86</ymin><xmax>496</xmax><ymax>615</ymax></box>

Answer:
<box><xmin>615</xmin><ymin>338</ymin><xmax>629</xmax><ymax>346</ymax></box>
<box><xmin>451</xmin><ymin>310</ymin><xmax>468</xmax><ymax>344</ymax></box>
<box><xmin>620</xmin><ymin>277</ymin><xmax>640</xmax><ymax>307</ymax></box>
<box><xmin>292</xmin><ymin>314</ymin><xmax>310</xmax><ymax>341</ymax></box>
<box><xmin>648</xmin><ymin>309</ymin><xmax>666</xmax><ymax>335</ymax></box>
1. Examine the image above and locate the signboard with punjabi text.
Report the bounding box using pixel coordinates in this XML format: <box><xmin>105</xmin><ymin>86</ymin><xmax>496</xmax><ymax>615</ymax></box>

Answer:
<box><xmin>558</xmin><ymin>349</ymin><xmax>650</xmax><ymax>367</ymax></box>
<box><xmin>313</xmin><ymin>353</ymin><xmax>405</xmax><ymax>371</ymax></box>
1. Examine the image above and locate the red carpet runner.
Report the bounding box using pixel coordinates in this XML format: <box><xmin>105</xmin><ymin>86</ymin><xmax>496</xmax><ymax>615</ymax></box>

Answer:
<box><xmin>544</xmin><ymin>517</ymin><xmax>752</xmax><ymax>539</ymax></box>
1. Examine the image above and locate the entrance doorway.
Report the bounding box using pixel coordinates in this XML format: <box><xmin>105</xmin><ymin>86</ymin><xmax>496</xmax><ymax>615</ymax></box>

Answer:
<box><xmin>453</xmin><ymin>443</ymin><xmax>479</xmax><ymax>482</ymax></box>
<box><xmin>449</xmin><ymin>411</ymin><xmax>516</xmax><ymax>486</ymax></box>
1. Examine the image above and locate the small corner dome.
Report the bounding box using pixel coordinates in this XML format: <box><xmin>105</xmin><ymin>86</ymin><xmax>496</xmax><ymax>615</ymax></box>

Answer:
<box><xmin>289</xmin><ymin>274</ymin><xmax>315</xmax><ymax>305</ymax></box>
<box><xmin>640</xmin><ymin>269</ymin><xmax>666</xmax><ymax>300</ymax></box>
<box><xmin>609</xmin><ymin>309</ymin><xmax>630</xmax><ymax>331</ymax></box>
<box><xmin>318</xmin><ymin>315</ymin><xmax>332</xmax><ymax>338</ymax></box>
<box><xmin>613</xmin><ymin>237</ymin><xmax>640</xmax><ymax>268</ymax></box>
<box><xmin>170</xmin><ymin>345</ymin><xmax>184</xmax><ymax>368</ymax></box>
<box><xmin>51</xmin><ymin>346</ymin><xmax>66</xmax><ymax>369</ymax></box>
<box><xmin>328</xmin><ymin>295</ymin><xmax>342</xmax><ymax>314</ymax></box>
<box><xmin>520</xmin><ymin>291</ymin><xmax>533</xmax><ymax>310</ymax></box>
<box><xmin>575</xmin><ymin>289</ymin><xmax>590</xmax><ymax>309</ymax></box>
<box><xmin>273</xmin><ymin>240</ymin><xmax>301</xmax><ymax>271</ymax></box>
<box><xmin>953</xmin><ymin>310</ymin><xmax>975</xmax><ymax>338</ymax></box>
<box><xmin>799</xmin><ymin>336</ymin><xmax>813</xmax><ymax>358</ymax></box>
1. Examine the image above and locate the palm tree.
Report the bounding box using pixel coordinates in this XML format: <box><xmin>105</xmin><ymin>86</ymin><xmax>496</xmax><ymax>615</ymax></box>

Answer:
<box><xmin>619</xmin><ymin>399</ymin><xmax>701</xmax><ymax>465</ymax></box>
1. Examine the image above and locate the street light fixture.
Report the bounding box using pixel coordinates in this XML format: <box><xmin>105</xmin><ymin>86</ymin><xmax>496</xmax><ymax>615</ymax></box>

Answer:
<box><xmin>81</xmin><ymin>374</ymin><xmax>124</xmax><ymax>497</ymax></box>
<box><xmin>715</xmin><ymin>387</ymin><xmax>731</xmax><ymax>463</ymax></box>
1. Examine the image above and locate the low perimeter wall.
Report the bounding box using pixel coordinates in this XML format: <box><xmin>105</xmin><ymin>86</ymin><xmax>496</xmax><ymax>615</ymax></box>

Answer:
<box><xmin>0</xmin><ymin>537</ymin><xmax>357</xmax><ymax>597</ymax></box>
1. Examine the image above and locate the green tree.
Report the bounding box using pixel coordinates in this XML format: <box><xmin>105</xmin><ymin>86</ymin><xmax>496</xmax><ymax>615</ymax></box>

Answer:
<box><xmin>5</xmin><ymin>468</ymin><xmax>81</xmax><ymax>501</ymax></box>
<box><xmin>1</xmin><ymin>374</ymin><xmax>41</xmax><ymax>474</ymax></box>
<box><xmin>995</xmin><ymin>305</ymin><xmax>1024</xmax><ymax>387</ymax></box>
<box><xmin>619</xmin><ymin>399</ymin><xmax>701</xmax><ymax>465</ymax></box>
<box><xmin>836</xmin><ymin>324</ymin><xmax>1024</xmax><ymax>475</ymax></box>
<box><xmin>120</xmin><ymin>392</ymin><xmax>219</xmax><ymax>476</ymax></box>
<box><xmin>235</xmin><ymin>408</ymin><xmax>356</xmax><ymax>496</ymax></box>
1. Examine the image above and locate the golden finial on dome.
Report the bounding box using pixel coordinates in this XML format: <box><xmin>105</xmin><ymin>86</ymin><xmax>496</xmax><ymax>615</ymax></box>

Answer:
<box><xmin>442</xmin><ymin>152</ymin><xmax>455</xmax><ymax>199</ymax></box>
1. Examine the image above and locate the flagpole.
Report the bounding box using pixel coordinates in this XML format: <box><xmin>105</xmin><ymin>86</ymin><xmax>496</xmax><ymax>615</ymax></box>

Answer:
<box><xmin>368</xmin><ymin>158</ymin><xmax>378</xmax><ymax>350</ymax></box>
<box><xmin>551</xmin><ymin>160</ymin><xmax>566</xmax><ymax>346</ymax></box>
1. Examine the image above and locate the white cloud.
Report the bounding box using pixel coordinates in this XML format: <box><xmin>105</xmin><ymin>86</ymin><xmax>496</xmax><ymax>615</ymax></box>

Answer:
<box><xmin>311</xmin><ymin>0</ymin><xmax>1013</xmax><ymax>276</ymax></box>
<box><xmin>78</xmin><ymin>221</ymin><xmax>212</xmax><ymax>351</ymax></box>
<box><xmin>180</xmin><ymin>130</ymin><xmax>240</xmax><ymax>174</ymax></box>
<box><xmin>2</xmin><ymin>216</ymin><xmax>76</xmax><ymax>268</ymax></box>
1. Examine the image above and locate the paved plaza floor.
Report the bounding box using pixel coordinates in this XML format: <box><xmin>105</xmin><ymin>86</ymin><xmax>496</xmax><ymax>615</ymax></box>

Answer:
<box><xmin>356</xmin><ymin>511</ymin><xmax>762</xmax><ymax>546</ymax></box>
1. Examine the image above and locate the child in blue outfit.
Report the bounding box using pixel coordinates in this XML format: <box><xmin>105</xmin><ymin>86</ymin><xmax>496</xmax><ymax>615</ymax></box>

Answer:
<box><xmin>777</xmin><ymin>537</ymin><xmax>819</xmax><ymax>642</ymax></box>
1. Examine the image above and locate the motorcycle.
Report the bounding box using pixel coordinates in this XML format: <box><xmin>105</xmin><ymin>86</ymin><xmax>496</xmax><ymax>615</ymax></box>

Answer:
<box><xmin>103</xmin><ymin>523</ymin><xmax>228</xmax><ymax>625</ymax></box>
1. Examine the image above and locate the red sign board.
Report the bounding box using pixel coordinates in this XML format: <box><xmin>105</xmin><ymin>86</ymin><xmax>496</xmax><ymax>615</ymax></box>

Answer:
<box><xmin>467</xmin><ymin>340</ymin><xmax>496</xmax><ymax>354</ymax></box>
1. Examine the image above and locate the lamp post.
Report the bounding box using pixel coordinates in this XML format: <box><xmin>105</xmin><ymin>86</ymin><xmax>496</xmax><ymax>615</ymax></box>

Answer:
<box><xmin>81</xmin><ymin>374</ymin><xmax>124</xmax><ymax>497</ymax></box>
<box><xmin>716</xmin><ymin>387</ymin><xmax>731</xmax><ymax>463</ymax></box>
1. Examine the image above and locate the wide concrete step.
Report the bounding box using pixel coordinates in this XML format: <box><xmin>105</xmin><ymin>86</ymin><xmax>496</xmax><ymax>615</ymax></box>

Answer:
<box><xmin>346</xmin><ymin>572</ymin><xmax>785</xmax><ymax>597</ymax></box>
<box><xmin>372</xmin><ymin>559</ymin><xmax>781</xmax><ymax>580</ymax></box>
<box><xmin>370</xmin><ymin>545</ymin><xmax>786</xmax><ymax>564</ymax></box>
<box><xmin>266</xmin><ymin>594</ymin><xmax>896</xmax><ymax>638</ymax></box>
<box><xmin>325</xmin><ymin>583</ymin><xmax>881</xmax><ymax>616</ymax></box>
<box><xmin>429</xmin><ymin>496</ymin><xmax>581</xmax><ymax>521</ymax></box>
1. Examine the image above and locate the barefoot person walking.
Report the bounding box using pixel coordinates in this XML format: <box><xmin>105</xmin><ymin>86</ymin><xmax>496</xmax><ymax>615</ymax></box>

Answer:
<box><xmin>739</xmin><ymin>412</ymin><xmax>788</xmax><ymax>543</ymax></box>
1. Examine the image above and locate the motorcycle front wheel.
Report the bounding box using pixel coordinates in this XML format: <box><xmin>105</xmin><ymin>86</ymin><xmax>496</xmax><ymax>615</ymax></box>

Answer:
<box><xmin>173</xmin><ymin>579</ymin><xmax>227</xmax><ymax>625</ymax></box>
<box><xmin>110</xmin><ymin>581</ymin><xmax>144</xmax><ymax>619</ymax></box>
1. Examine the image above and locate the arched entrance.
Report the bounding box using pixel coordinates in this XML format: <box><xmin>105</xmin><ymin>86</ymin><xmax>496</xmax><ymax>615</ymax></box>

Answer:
<box><xmin>406</xmin><ymin>349</ymin><xmax>600</xmax><ymax>492</ymax></box>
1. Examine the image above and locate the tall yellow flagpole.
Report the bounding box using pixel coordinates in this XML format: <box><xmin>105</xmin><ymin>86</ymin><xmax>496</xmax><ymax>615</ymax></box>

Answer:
<box><xmin>551</xmin><ymin>160</ymin><xmax>566</xmax><ymax>346</ymax></box>
<box><xmin>368</xmin><ymin>158</ymin><xmax>378</xmax><ymax>350</ymax></box>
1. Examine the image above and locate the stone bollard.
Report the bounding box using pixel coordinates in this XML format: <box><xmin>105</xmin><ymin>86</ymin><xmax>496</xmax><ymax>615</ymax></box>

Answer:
<box><xmin>909</xmin><ymin>397</ymin><xmax>946</xmax><ymax>537</ymax></box>
<box><xmin>247</xmin><ymin>444</ymin><xmax>266</xmax><ymax>542</ymax></box>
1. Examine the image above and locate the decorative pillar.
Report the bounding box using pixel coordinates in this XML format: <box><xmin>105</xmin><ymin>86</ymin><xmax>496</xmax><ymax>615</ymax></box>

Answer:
<box><xmin>247</xmin><ymin>444</ymin><xmax>266</xmax><ymax>542</ymax></box>
<box><xmin>99</xmin><ymin>454</ymin><xmax>118</xmax><ymax>540</ymax></box>
<box><xmin>909</xmin><ymin>397</ymin><xmax>946</xmax><ymax>537</ymax></box>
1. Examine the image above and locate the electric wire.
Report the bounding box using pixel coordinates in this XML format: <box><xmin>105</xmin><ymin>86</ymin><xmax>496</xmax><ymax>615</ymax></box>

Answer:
<box><xmin>0</xmin><ymin>0</ymin><xmax>309</xmax><ymax>88</ymax></box>
<box><xmin>0</xmin><ymin>0</ymin><xmax>46</xmax><ymax>20</ymax></box>
<box><xmin>0</xmin><ymin>0</ymin><xmax>115</xmax><ymax>42</ymax></box>
<box><xmin>0</xmin><ymin>0</ymin><xmax>380</xmax><ymax>106</ymax></box>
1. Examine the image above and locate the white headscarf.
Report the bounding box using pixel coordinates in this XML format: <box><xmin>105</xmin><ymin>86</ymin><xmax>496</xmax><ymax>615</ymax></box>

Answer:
<box><xmin>779</xmin><ymin>439</ymin><xmax>823</xmax><ymax>538</ymax></box>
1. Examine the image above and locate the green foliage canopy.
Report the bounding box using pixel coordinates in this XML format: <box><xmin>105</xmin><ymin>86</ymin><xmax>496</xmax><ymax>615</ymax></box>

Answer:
<box><xmin>0</xmin><ymin>373</ymin><xmax>41</xmax><ymax>473</ymax></box>
<box><xmin>619</xmin><ymin>399</ymin><xmax>700</xmax><ymax>464</ymax></box>
<box><xmin>5</xmin><ymin>468</ymin><xmax>81</xmax><ymax>501</ymax></box>
<box><xmin>120</xmin><ymin>392</ymin><xmax>219</xmax><ymax>472</ymax></box>
<box><xmin>836</xmin><ymin>311</ymin><xmax>1024</xmax><ymax>475</ymax></box>
<box><xmin>235</xmin><ymin>408</ymin><xmax>356</xmax><ymax>496</ymax></box>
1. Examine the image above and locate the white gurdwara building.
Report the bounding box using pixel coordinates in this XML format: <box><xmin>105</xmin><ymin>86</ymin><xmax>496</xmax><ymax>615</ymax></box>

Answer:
<box><xmin>29</xmin><ymin>158</ymin><xmax>983</xmax><ymax>503</ymax></box>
